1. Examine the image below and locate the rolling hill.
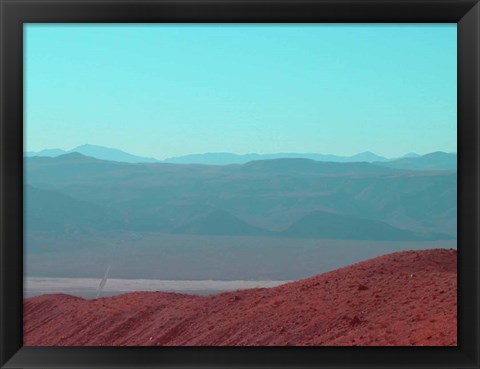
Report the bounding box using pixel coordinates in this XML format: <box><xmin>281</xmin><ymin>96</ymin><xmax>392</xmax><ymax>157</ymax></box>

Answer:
<box><xmin>237</xmin><ymin>158</ymin><xmax>398</xmax><ymax>175</ymax></box>
<box><xmin>23</xmin><ymin>249</ymin><xmax>457</xmax><ymax>346</ymax></box>
<box><xmin>164</xmin><ymin>151</ymin><xmax>389</xmax><ymax>165</ymax></box>
<box><xmin>24</xmin><ymin>153</ymin><xmax>457</xmax><ymax>239</ymax></box>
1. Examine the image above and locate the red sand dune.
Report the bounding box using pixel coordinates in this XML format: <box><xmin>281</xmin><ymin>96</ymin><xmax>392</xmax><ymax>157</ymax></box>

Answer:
<box><xmin>24</xmin><ymin>249</ymin><xmax>457</xmax><ymax>346</ymax></box>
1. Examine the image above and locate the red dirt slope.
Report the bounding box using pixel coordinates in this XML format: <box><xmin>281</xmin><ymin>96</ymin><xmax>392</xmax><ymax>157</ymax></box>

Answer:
<box><xmin>24</xmin><ymin>249</ymin><xmax>457</xmax><ymax>346</ymax></box>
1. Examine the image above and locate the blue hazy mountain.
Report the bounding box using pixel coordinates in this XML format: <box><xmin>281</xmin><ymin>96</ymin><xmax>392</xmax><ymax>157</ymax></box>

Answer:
<box><xmin>164</xmin><ymin>151</ymin><xmax>389</xmax><ymax>165</ymax></box>
<box><xmin>236</xmin><ymin>157</ymin><xmax>398</xmax><ymax>175</ymax></box>
<box><xmin>25</xmin><ymin>146</ymin><xmax>390</xmax><ymax>164</ymax></box>
<box><xmin>25</xmin><ymin>145</ymin><xmax>456</xmax><ymax>169</ymax></box>
<box><xmin>402</xmin><ymin>152</ymin><xmax>421</xmax><ymax>158</ymax></box>
<box><xmin>25</xmin><ymin>148</ymin><xmax>68</xmax><ymax>157</ymax></box>
<box><xmin>25</xmin><ymin>153</ymin><xmax>456</xmax><ymax>240</ymax></box>
<box><xmin>378</xmin><ymin>152</ymin><xmax>456</xmax><ymax>171</ymax></box>
<box><xmin>26</xmin><ymin>144</ymin><xmax>160</xmax><ymax>163</ymax></box>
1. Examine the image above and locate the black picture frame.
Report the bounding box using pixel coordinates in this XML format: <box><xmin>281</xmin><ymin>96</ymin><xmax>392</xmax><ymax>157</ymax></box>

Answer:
<box><xmin>1</xmin><ymin>0</ymin><xmax>479</xmax><ymax>368</ymax></box>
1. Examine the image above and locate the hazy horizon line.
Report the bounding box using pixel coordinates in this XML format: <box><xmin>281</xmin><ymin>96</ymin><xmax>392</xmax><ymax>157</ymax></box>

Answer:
<box><xmin>24</xmin><ymin>144</ymin><xmax>458</xmax><ymax>161</ymax></box>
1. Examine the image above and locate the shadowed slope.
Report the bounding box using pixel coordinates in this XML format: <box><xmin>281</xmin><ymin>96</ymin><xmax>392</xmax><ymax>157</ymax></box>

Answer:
<box><xmin>24</xmin><ymin>249</ymin><xmax>456</xmax><ymax>346</ymax></box>
<box><xmin>172</xmin><ymin>209</ymin><xmax>271</xmax><ymax>236</ymax></box>
<box><xmin>282</xmin><ymin>211</ymin><xmax>451</xmax><ymax>241</ymax></box>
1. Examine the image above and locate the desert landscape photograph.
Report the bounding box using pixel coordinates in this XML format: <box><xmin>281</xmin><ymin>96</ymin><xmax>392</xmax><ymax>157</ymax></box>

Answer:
<box><xmin>23</xmin><ymin>24</ymin><xmax>457</xmax><ymax>346</ymax></box>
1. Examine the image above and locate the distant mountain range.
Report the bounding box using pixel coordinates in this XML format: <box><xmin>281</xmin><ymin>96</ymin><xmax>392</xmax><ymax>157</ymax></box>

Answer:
<box><xmin>25</xmin><ymin>153</ymin><xmax>456</xmax><ymax>240</ymax></box>
<box><xmin>26</xmin><ymin>145</ymin><xmax>390</xmax><ymax>163</ymax></box>
<box><xmin>25</xmin><ymin>144</ymin><xmax>457</xmax><ymax>170</ymax></box>
<box><xmin>377</xmin><ymin>151</ymin><xmax>457</xmax><ymax>171</ymax></box>
<box><xmin>25</xmin><ymin>144</ymin><xmax>159</xmax><ymax>163</ymax></box>
<box><xmin>163</xmin><ymin>151</ymin><xmax>390</xmax><ymax>165</ymax></box>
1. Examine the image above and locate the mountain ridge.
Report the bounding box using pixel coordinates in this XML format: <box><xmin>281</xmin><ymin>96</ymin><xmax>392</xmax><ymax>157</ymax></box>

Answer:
<box><xmin>26</xmin><ymin>144</ymin><xmax>457</xmax><ymax>168</ymax></box>
<box><xmin>24</xmin><ymin>153</ymin><xmax>457</xmax><ymax>239</ymax></box>
<box><xmin>26</xmin><ymin>144</ymin><xmax>159</xmax><ymax>163</ymax></box>
<box><xmin>376</xmin><ymin>151</ymin><xmax>457</xmax><ymax>171</ymax></box>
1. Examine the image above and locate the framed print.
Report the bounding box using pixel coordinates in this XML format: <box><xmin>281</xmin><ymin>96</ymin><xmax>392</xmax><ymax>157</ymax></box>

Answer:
<box><xmin>0</xmin><ymin>0</ymin><xmax>479</xmax><ymax>368</ymax></box>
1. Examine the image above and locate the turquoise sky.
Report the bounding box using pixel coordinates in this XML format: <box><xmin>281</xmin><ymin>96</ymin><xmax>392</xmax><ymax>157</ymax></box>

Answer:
<box><xmin>25</xmin><ymin>24</ymin><xmax>457</xmax><ymax>159</ymax></box>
